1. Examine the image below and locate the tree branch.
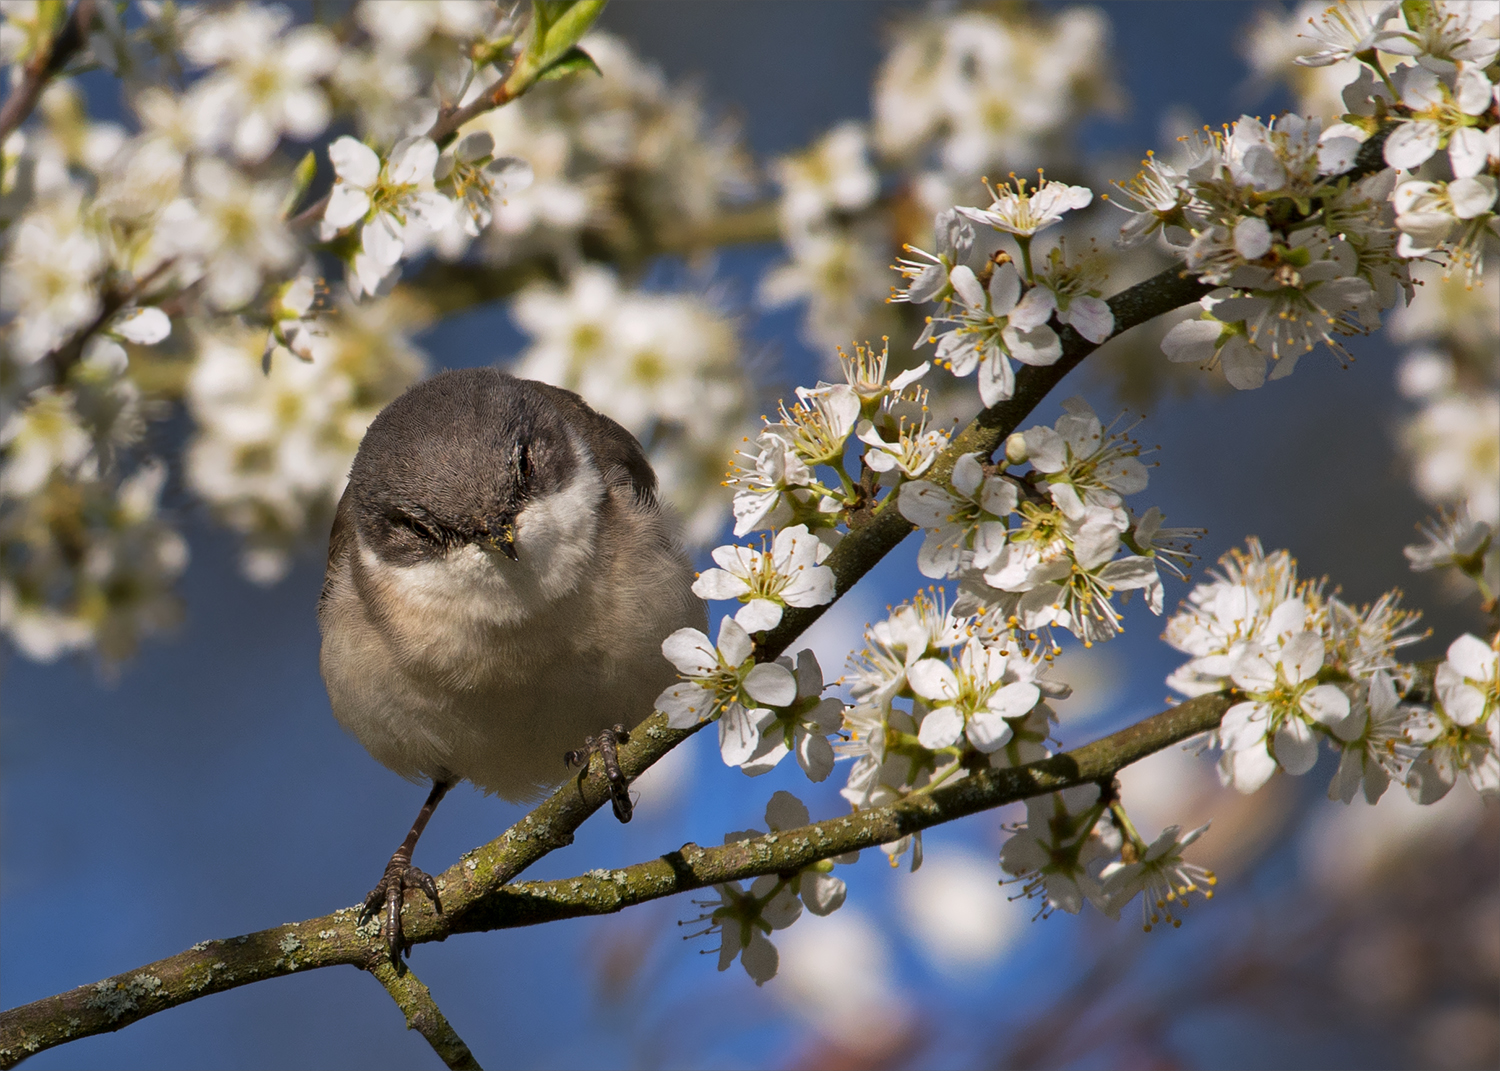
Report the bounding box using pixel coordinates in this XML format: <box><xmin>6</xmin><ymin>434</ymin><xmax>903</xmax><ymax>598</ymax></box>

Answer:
<box><xmin>0</xmin><ymin>0</ymin><xmax>95</xmax><ymax>144</ymax></box>
<box><xmin>2</xmin><ymin>130</ymin><xmax>1400</xmax><ymax>1061</ymax></box>
<box><xmin>368</xmin><ymin>961</ymin><xmax>483</xmax><ymax>1071</ymax></box>
<box><xmin>0</xmin><ymin>692</ymin><xmax>1232</xmax><ymax>1067</ymax></box>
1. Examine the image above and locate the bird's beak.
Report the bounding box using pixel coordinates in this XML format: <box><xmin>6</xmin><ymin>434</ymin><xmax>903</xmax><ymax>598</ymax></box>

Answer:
<box><xmin>485</xmin><ymin>524</ymin><xmax>519</xmax><ymax>562</ymax></box>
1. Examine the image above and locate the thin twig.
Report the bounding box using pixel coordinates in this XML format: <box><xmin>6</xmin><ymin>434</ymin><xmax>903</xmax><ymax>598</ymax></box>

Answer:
<box><xmin>367</xmin><ymin>961</ymin><xmax>483</xmax><ymax>1071</ymax></box>
<box><xmin>42</xmin><ymin>258</ymin><xmax>177</xmax><ymax>384</ymax></box>
<box><xmin>0</xmin><ymin>0</ymin><xmax>95</xmax><ymax>144</ymax></box>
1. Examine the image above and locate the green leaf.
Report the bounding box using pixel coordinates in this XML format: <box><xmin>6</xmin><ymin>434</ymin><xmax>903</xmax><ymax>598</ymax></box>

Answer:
<box><xmin>1400</xmin><ymin>0</ymin><xmax>1432</xmax><ymax>32</ymax></box>
<box><xmin>280</xmin><ymin>151</ymin><xmax>318</xmax><ymax>219</ymax></box>
<box><xmin>535</xmin><ymin>45</ymin><xmax>601</xmax><ymax>83</ymax></box>
<box><xmin>503</xmin><ymin>0</ymin><xmax>608</xmax><ymax>98</ymax></box>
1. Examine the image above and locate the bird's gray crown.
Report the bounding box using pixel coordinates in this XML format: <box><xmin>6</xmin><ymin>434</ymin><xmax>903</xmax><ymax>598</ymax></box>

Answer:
<box><xmin>348</xmin><ymin>369</ymin><xmax>585</xmax><ymax>566</ymax></box>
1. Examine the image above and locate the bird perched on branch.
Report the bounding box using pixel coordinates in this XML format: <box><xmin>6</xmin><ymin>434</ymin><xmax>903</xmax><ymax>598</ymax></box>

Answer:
<box><xmin>318</xmin><ymin>368</ymin><xmax>704</xmax><ymax>959</ymax></box>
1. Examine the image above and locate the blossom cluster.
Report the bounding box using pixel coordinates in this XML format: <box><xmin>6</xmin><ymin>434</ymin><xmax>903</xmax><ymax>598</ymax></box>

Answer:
<box><xmin>1128</xmin><ymin>2</ymin><xmax>1500</xmax><ymax>390</ymax></box>
<box><xmin>723</xmin><ymin>338</ymin><xmax>937</xmax><ymax>541</ymax></box>
<box><xmin>685</xmin><ymin>791</ymin><xmax>855</xmax><ymax>985</ymax></box>
<box><xmin>1117</xmin><ymin>114</ymin><xmax>1404</xmax><ymax>389</ymax></box>
<box><xmin>762</xmin><ymin>4</ymin><xmax>1120</xmax><ymax>355</ymax></box>
<box><xmin>656</xmin><ymin>617</ymin><xmax>844</xmax><ymax>782</ymax></box>
<box><xmin>902</xmin><ymin>396</ymin><xmax>1198</xmax><ymax>647</ymax></box>
<box><xmin>836</xmin><ymin>588</ymin><xmax>1217</xmax><ymax>931</ymax></box>
<box><xmin>893</xmin><ymin>183</ymin><xmax>1112</xmax><ymax>405</ymax></box>
<box><xmin>1166</xmin><ymin>538</ymin><xmax>1497</xmax><ymax>804</ymax></box>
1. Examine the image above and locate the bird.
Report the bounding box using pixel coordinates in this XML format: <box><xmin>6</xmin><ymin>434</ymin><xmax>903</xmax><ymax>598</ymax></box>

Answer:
<box><xmin>318</xmin><ymin>367</ymin><xmax>705</xmax><ymax>959</ymax></box>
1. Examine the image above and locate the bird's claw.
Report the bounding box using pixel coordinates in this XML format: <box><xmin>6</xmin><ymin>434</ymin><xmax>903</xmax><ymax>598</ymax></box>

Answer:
<box><xmin>362</xmin><ymin>858</ymin><xmax>442</xmax><ymax>962</ymax></box>
<box><xmin>565</xmin><ymin>724</ymin><xmax>633</xmax><ymax>823</ymax></box>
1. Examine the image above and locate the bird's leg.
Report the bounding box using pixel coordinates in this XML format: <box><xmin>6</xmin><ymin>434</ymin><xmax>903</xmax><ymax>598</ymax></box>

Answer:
<box><xmin>362</xmin><ymin>779</ymin><xmax>451</xmax><ymax>962</ymax></box>
<box><xmin>564</xmin><ymin>724</ymin><xmax>633</xmax><ymax>823</ymax></box>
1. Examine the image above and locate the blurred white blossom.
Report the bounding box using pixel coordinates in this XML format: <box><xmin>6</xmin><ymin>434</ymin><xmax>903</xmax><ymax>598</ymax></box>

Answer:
<box><xmin>185</xmin><ymin>296</ymin><xmax>428</xmax><ymax>582</ymax></box>
<box><xmin>510</xmin><ymin>266</ymin><xmax>749</xmax><ymax>544</ymax></box>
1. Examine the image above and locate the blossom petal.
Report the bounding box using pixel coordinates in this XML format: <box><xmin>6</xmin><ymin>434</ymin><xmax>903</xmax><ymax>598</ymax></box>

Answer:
<box><xmin>1064</xmin><ymin>295</ymin><xmax>1114</xmax><ymax>343</ymax></box>
<box><xmin>1383</xmin><ymin>120</ymin><xmax>1441</xmax><ymax>170</ymax></box>
<box><xmin>323</xmin><ymin>182</ymin><xmax>371</xmax><ymax>230</ymax></box>
<box><xmin>991</xmin><ymin>681</ymin><xmax>1040</xmax><ymax>717</ymax></box>
<box><xmin>977</xmin><ymin>349</ymin><xmax>1015</xmax><ymax>406</ymax></box>
<box><xmin>1405</xmin><ymin>750</ymin><xmax>1457</xmax><ymax>804</ymax></box>
<box><xmin>719</xmin><ymin>703</ymin><xmax>763</xmax><ymax>766</ymax></box>
<box><xmin>717</xmin><ymin>617</ymin><xmax>754</xmax><ymax>666</ymax></box>
<box><xmin>795</xmin><ymin>728</ymin><xmax>835</xmax><ymax>781</ymax></box>
<box><xmin>661</xmin><ymin>627</ymin><xmax>719</xmax><ymax>676</ymax></box>
<box><xmin>692</xmin><ymin>568</ymin><xmax>751</xmax><ymax>601</ymax></box>
<box><xmin>735</xmin><ymin>598</ymin><xmax>784</xmax><ymax>633</ymax></box>
<box><xmin>1220</xmin><ymin>738</ymin><xmax>1278</xmax><ymax>792</ymax></box>
<box><xmin>800</xmin><ymin>871</ymin><xmax>846</xmax><ymax>915</ymax></box>
<box><xmin>765</xmin><ymin>789</ymin><xmax>810</xmax><ymax>830</ymax></box>
<box><xmin>657</xmin><ymin>681</ymin><xmax>716</xmax><ymax>728</ymax></box>
<box><xmin>965</xmin><ymin>708</ymin><xmax>1014</xmax><ymax>752</ymax></box>
<box><xmin>1002</xmin><ymin>324</ymin><xmax>1062</xmax><ymax>366</ymax></box>
<box><xmin>1301</xmin><ymin>683</ymin><xmax>1350</xmax><ymax>726</ymax></box>
<box><xmin>1273</xmin><ymin>717</ymin><xmax>1319</xmax><ymax>775</ymax></box>
<box><xmin>1161</xmin><ymin>317</ymin><xmax>1223</xmax><ymax>363</ymax></box>
<box><xmin>951</xmin><ymin>452</ymin><xmax>985</xmax><ymax>497</ymax></box>
<box><xmin>328</xmin><ymin>136</ymin><xmax>380</xmax><ymax>188</ymax></box>
<box><xmin>387</xmin><ymin>136</ymin><xmax>439</xmax><ymax>184</ymax></box>
<box><xmin>744</xmin><ymin>662</ymin><xmax>798</xmax><ymax>707</ymax></box>
<box><xmin>907</xmin><ymin>658</ymin><xmax>960</xmax><ymax>701</ymax></box>
<box><xmin>917</xmin><ymin>704</ymin><xmax>964</xmax><ymax>749</ymax></box>
<box><xmin>899</xmin><ymin>480</ymin><xmax>957</xmax><ymax>528</ymax></box>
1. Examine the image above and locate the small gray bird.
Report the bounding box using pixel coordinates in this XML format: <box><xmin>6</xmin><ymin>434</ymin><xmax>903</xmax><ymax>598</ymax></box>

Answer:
<box><xmin>318</xmin><ymin>368</ymin><xmax>704</xmax><ymax>957</ymax></box>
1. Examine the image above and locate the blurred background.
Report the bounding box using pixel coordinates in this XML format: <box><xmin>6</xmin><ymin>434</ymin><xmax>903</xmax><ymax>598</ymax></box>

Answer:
<box><xmin>2</xmin><ymin>2</ymin><xmax>1497</xmax><ymax>1068</ymax></box>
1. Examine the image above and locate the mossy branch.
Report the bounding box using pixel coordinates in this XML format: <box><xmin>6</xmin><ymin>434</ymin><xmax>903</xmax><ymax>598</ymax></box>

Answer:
<box><xmin>368</xmin><ymin>961</ymin><xmax>483</xmax><ymax>1071</ymax></box>
<box><xmin>0</xmin><ymin>692</ymin><xmax>1232</xmax><ymax>1067</ymax></box>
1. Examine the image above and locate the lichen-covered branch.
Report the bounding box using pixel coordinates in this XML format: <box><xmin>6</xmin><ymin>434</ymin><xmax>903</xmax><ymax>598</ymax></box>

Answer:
<box><xmin>0</xmin><ymin>692</ymin><xmax>1232</xmax><ymax>1067</ymax></box>
<box><xmin>454</xmin><ymin>693</ymin><xmax>1234</xmax><ymax>933</ymax></box>
<box><xmin>368</xmin><ymin>961</ymin><xmax>483</xmax><ymax>1071</ymax></box>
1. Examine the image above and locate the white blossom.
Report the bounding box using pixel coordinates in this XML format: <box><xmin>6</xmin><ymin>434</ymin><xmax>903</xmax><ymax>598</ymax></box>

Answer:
<box><xmin>1218</xmin><ymin>630</ymin><xmax>1349</xmax><ymax>791</ymax></box>
<box><xmin>918</xmin><ymin>260</ymin><xmax>1063</xmax><ymax>407</ymax></box>
<box><xmin>740</xmin><ymin>652</ymin><xmax>846</xmax><ymax>782</ymax></box>
<box><xmin>1293</xmin><ymin>1</ymin><xmax>1402</xmax><ymax>67</ymax></box>
<box><xmin>183</xmin><ymin>3</ymin><xmax>337</xmax><ymax>163</ymax></box>
<box><xmin>907</xmin><ymin>640</ymin><xmax>1041</xmax><ymax>753</ymax></box>
<box><xmin>956</xmin><ymin>174</ymin><xmax>1094</xmax><ymax>239</ymax></box>
<box><xmin>1100</xmin><ymin>823</ymin><xmax>1216</xmax><ymax>931</ymax></box>
<box><xmin>1327</xmin><ymin>670</ymin><xmax>1414</xmax><ymax>803</ymax></box>
<box><xmin>999</xmin><ymin>784</ymin><xmax>1117</xmax><ymax>915</ymax></box>
<box><xmin>320</xmin><ymin>136</ymin><xmax>456</xmax><ymax>298</ymax></box>
<box><xmin>692</xmin><ymin>525</ymin><xmax>835</xmax><ymax>633</ymax></box>
<box><xmin>656</xmin><ymin>617</ymin><xmax>798</xmax><ymax>767</ymax></box>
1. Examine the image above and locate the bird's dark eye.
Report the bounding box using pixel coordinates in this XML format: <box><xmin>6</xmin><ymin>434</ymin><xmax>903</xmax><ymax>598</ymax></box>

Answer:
<box><xmin>389</xmin><ymin>513</ymin><xmax>444</xmax><ymax>545</ymax></box>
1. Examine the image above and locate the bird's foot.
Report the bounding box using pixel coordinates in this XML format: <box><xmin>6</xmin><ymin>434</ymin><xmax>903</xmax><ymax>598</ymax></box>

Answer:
<box><xmin>362</xmin><ymin>855</ymin><xmax>441</xmax><ymax>962</ymax></box>
<box><xmin>565</xmin><ymin>724</ymin><xmax>633</xmax><ymax>823</ymax></box>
